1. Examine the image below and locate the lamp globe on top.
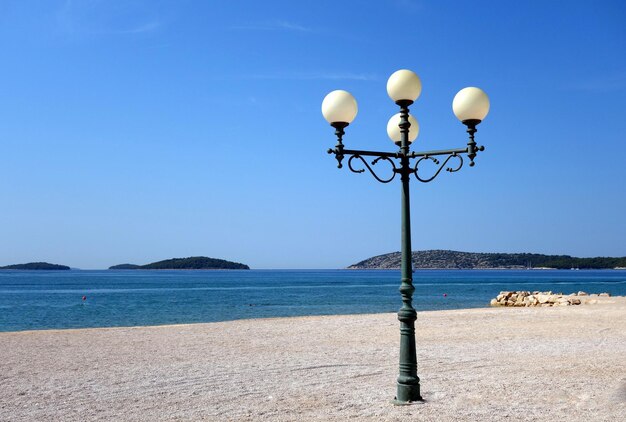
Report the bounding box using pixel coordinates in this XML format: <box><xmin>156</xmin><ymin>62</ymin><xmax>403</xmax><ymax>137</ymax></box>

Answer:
<box><xmin>321</xmin><ymin>90</ymin><xmax>358</xmax><ymax>125</ymax></box>
<box><xmin>387</xmin><ymin>69</ymin><xmax>422</xmax><ymax>103</ymax></box>
<box><xmin>452</xmin><ymin>87</ymin><xmax>490</xmax><ymax>123</ymax></box>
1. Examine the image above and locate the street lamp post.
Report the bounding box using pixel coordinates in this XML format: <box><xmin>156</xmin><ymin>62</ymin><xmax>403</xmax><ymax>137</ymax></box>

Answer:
<box><xmin>321</xmin><ymin>69</ymin><xmax>490</xmax><ymax>404</ymax></box>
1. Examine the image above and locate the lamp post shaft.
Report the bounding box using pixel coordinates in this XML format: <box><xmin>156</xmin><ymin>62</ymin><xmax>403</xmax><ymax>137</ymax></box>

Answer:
<box><xmin>395</xmin><ymin>103</ymin><xmax>421</xmax><ymax>403</ymax></box>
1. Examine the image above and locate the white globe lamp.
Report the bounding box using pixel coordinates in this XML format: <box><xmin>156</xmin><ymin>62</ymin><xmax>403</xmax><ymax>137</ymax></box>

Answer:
<box><xmin>387</xmin><ymin>113</ymin><xmax>419</xmax><ymax>145</ymax></box>
<box><xmin>387</xmin><ymin>69</ymin><xmax>422</xmax><ymax>103</ymax></box>
<box><xmin>321</xmin><ymin>90</ymin><xmax>358</xmax><ymax>125</ymax></box>
<box><xmin>452</xmin><ymin>87</ymin><xmax>490</xmax><ymax>123</ymax></box>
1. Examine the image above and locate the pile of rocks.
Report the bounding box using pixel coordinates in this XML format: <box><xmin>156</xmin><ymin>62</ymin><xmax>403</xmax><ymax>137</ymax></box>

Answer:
<box><xmin>490</xmin><ymin>291</ymin><xmax>611</xmax><ymax>307</ymax></box>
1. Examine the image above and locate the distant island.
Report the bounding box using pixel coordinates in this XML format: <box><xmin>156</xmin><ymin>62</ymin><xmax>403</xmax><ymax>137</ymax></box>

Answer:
<box><xmin>0</xmin><ymin>262</ymin><xmax>71</xmax><ymax>270</ymax></box>
<box><xmin>109</xmin><ymin>256</ymin><xmax>250</xmax><ymax>270</ymax></box>
<box><xmin>348</xmin><ymin>250</ymin><xmax>626</xmax><ymax>270</ymax></box>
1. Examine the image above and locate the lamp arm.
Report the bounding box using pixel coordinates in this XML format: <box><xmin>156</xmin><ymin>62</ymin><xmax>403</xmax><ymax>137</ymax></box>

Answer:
<box><xmin>341</xmin><ymin>148</ymin><xmax>399</xmax><ymax>159</ymax></box>
<box><xmin>409</xmin><ymin>147</ymin><xmax>468</xmax><ymax>158</ymax></box>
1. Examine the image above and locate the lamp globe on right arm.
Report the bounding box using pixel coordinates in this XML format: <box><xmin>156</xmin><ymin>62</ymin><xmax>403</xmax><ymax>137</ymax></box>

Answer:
<box><xmin>452</xmin><ymin>87</ymin><xmax>489</xmax><ymax>166</ymax></box>
<box><xmin>452</xmin><ymin>87</ymin><xmax>490</xmax><ymax>127</ymax></box>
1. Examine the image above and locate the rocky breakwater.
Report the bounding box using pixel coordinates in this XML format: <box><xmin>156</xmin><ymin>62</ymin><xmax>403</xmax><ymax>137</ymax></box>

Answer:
<box><xmin>490</xmin><ymin>291</ymin><xmax>611</xmax><ymax>307</ymax></box>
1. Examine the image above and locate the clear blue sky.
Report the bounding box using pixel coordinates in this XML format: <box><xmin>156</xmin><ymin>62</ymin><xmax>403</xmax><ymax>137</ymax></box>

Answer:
<box><xmin>1</xmin><ymin>0</ymin><xmax>625</xmax><ymax>269</ymax></box>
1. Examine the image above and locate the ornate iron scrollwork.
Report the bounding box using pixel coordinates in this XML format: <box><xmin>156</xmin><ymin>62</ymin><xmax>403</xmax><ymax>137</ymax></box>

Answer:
<box><xmin>347</xmin><ymin>154</ymin><xmax>398</xmax><ymax>183</ymax></box>
<box><xmin>413</xmin><ymin>153</ymin><xmax>464</xmax><ymax>183</ymax></box>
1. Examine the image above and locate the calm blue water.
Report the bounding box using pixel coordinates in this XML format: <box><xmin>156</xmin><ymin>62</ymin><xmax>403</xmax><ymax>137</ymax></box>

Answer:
<box><xmin>1</xmin><ymin>269</ymin><xmax>625</xmax><ymax>332</ymax></box>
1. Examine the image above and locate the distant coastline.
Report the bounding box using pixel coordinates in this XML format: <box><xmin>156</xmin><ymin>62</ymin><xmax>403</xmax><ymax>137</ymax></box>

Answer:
<box><xmin>344</xmin><ymin>267</ymin><xmax>565</xmax><ymax>270</ymax></box>
<box><xmin>349</xmin><ymin>250</ymin><xmax>626</xmax><ymax>270</ymax></box>
<box><xmin>0</xmin><ymin>262</ymin><xmax>70</xmax><ymax>270</ymax></box>
<box><xmin>108</xmin><ymin>256</ymin><xmax>249</xmax><ymax>270</ymax></box>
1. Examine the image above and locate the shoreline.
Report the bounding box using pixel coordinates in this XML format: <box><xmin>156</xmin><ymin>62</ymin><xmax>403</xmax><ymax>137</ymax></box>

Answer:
<box><xmin>0</xmin><ymin>306</ymin><xmax>489</xmax><ymax>335</ymax></box>
<box><xmin>3</xmin><ymin>296</ymin><xmax>624</xmax><ymax>335</ymax></box>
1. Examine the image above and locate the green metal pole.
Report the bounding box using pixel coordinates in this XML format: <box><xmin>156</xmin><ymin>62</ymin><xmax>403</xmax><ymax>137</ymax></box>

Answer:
<box><xmin>395</xmin><ymin>102</ymin><xmax>422</xmax><ymax>403</ymax></box>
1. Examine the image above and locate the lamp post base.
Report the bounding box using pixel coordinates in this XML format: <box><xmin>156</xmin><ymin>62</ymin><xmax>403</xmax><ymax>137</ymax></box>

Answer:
<box><xmin>393</xmin><ymin>384</ymin><xmax>423</xmax><ymax>405</ymax></box>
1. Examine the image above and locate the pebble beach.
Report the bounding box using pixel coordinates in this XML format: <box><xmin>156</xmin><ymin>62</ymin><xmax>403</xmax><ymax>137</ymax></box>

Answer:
<box><xmin>1</xmin><ymin>297</ymin><xmax>625</xmax><ymax>421</ymax></box>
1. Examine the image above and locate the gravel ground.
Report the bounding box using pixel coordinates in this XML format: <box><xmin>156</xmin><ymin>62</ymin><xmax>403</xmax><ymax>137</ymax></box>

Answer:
<box><xmin>1</xmin><ymin>298</ymin><xmax>625</xmax><ymax>421</ymax></box>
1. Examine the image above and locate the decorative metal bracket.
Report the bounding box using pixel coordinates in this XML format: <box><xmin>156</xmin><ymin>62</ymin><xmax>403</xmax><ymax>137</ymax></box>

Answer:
<box><xmin>413</xmin><ymin>153</ymin><xmax>464</xmax><ymax>183</ymax></box>
<box><xmin>347</xmin><ymin>154</ymin><xmax>398</xmax><ymax>183</ymax></box>
<box><xmin>326</xmin><ymin>118</ymin><xmax>485</xmax><ymax>185</ymax></box>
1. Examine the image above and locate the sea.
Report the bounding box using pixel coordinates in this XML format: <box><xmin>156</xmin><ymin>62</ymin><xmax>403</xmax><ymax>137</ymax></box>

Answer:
<box><xmin>1</xmin><ymin>269</ymin><xmax>625</xmax><ymax>332</ymax></box>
